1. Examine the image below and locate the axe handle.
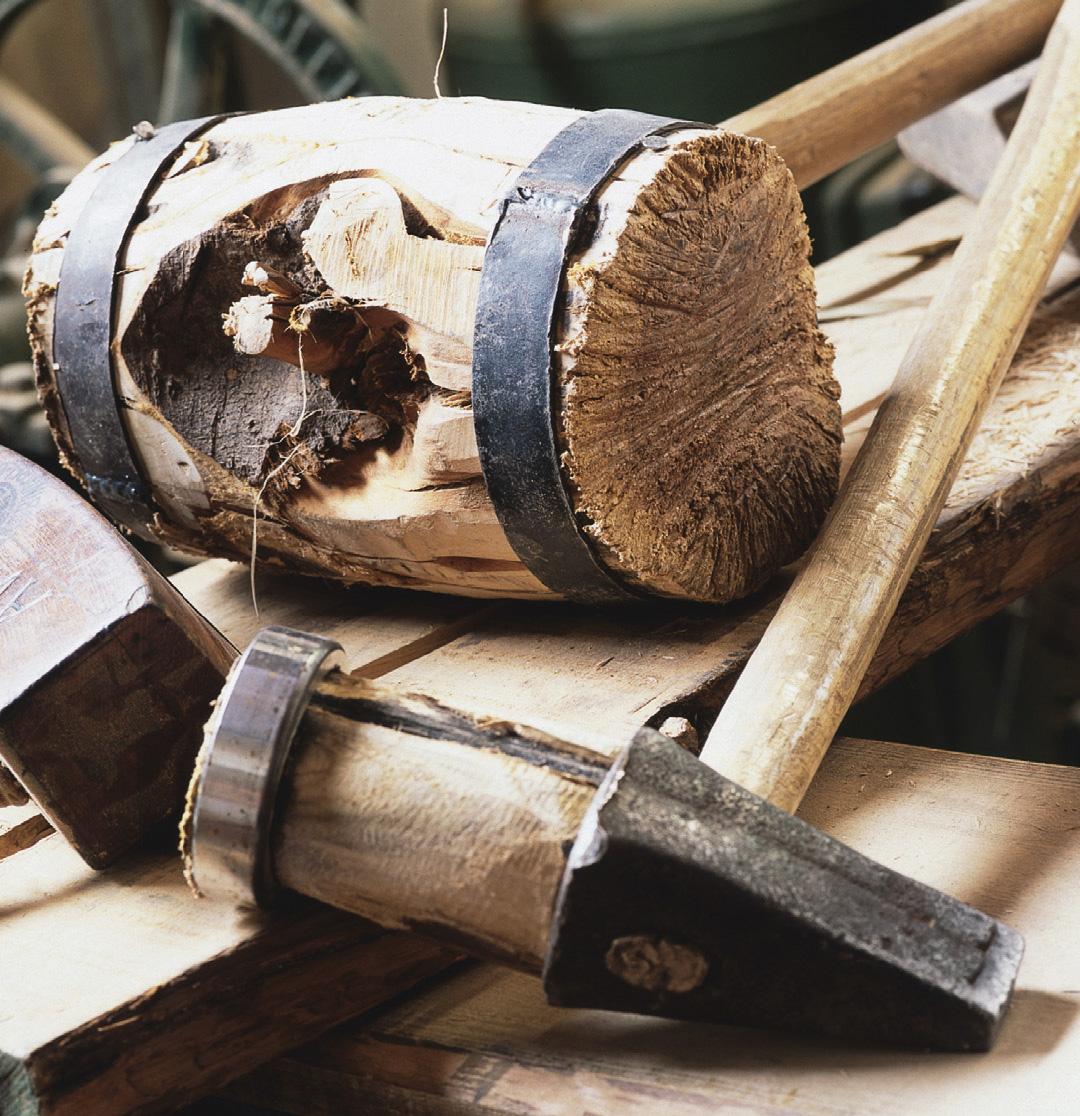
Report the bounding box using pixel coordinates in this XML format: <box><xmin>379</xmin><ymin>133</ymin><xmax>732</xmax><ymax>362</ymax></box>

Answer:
<box><xmin>700</xmin><ymin>0</ymin><xmax>1080</xmax><ymax>811</ymax></box>
<box><xmin>724</xmin><ymin>0</ymin><xmax>1062</xmax><ymax>190</ymax></box>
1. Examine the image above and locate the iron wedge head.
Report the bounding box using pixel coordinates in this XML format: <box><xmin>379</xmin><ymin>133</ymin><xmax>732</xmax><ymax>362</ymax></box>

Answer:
<box><xmin>544</xmin><ymin>730</ymin><xmax>1022</xmax><ymax>1051</ymax></box>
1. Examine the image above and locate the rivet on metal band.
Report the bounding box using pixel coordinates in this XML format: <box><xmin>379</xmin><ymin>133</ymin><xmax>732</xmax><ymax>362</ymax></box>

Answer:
<box><xmin>188</xmin><ymin>626</ymin><xmax>344</xmax><ymax>908</ymax></box>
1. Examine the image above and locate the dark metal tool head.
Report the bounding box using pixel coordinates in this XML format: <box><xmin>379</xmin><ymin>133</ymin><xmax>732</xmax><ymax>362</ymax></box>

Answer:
<box><xmin>0</xmin><ymin>446</ymin><xmax>234</xmax><ymax>867</ymax></box>
<box><xmin>188</xmin><ymin>627</ymin><xmax>1022</xmax><ymax>1052</ymax></box>
<box><xmin>544</xmin><ymin>729</ymin><xmax>1023</xmax><ymax>1052</ymax></box>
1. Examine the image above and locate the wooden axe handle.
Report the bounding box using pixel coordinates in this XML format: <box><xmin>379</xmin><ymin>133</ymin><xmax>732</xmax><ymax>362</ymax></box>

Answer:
<box><xmin>700</xmin><ymin>0</ymin><xmax>1080</xmax><ymax>811</ymax></box>
<box><xmin>724</xmin><ymin>0</ymin><xmax>1062</xmax><ymax>189</ymax></box>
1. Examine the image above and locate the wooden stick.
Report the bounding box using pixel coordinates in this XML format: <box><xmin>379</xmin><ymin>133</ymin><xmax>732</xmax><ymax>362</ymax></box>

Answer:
<box><xmin>700</xmin><ymin>0</ymin><xmax>1080</xmax><ymax>812</ymax></box>
<box><xmin>725</xmin><ymin>0</ymin><xmax>1062</xmax><ymax>190</ymax></box>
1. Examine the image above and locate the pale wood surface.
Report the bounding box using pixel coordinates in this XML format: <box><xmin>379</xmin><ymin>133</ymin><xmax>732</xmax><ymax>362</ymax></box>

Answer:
<box><xmin>0</xmin><ymin>828</ymin><xmax>458</xmax><ymax>1116</ymax></box>
<box><xmin>701</xmin><ymin>0</ymin><xmax>1080</xmax><ymax>811</ymax></box>
<box><xmin>263</xmin><ymin>672</ymin><xmax>606</xmax><ymax>972</ymax></box>
<box><xmin>220</xmin><ymin>739</ymin><xmax>1080</xmax><ymax>1116</ymax></box>
<box><xmin>4</xmin><ymin>195</ymin><xmax>1080</xmax><ymax>1115</ymax></box>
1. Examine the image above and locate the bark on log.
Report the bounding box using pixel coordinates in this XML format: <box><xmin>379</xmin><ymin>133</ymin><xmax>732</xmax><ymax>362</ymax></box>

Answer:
<box><xmin>26</xmin><ymin>97</ymin><xmax>839</xmax><ymax>602</ymax></box>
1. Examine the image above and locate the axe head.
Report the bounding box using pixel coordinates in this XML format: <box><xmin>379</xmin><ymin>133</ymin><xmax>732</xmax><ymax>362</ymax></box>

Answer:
<box><xmin>0</xmin><ymin>447</ymin><xmax>233</xmax><ymax>867</ymax></box>
<box><xmin>545</xmin><ymin>731</ymin><xmax>1023</xmax><ymax>1052</ymax></box>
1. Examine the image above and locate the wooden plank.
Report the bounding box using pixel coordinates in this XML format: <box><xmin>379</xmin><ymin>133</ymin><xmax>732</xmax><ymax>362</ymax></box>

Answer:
<box><xmin>218</xmin><ymin>738</ymin><xmax>1080</xmax><ymax>1116</ymax></box>
<box><xmin>172</xmin><ymin>559</ymin><xmax>495</xmax><ymax>678</ymax></box>
<box><xmin>0</xmin><ymin>816</ymin><xmax>459</xmax><ymax>1116</ymax></box>
<box><xmin>4</xmin><ymin>192</ymin><xmax>1080</xmax><ymax>1116</ymax></box>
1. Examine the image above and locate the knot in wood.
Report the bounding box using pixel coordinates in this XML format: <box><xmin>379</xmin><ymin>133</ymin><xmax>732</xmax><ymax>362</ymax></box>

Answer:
<box><xmin>604</xmin><ymin>933</ymin><xmax>709</xmax><ymax>994</ymax></box>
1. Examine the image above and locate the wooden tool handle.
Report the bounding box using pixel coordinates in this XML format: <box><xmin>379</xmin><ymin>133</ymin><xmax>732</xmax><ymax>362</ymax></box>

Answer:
<box><xmin>700</xmin><ymin>0</ymin><xmax>1080</xmax><ymax>812</ymax></box>
<box><xmin>725</xmin><ymin>0</ymin><xmax>1062</xmax><ymax>190</ymax></box>
<box><xmin>262</xmin><ymin>671</ymin><xmax>608</xmax><ymax>972</ymax></box>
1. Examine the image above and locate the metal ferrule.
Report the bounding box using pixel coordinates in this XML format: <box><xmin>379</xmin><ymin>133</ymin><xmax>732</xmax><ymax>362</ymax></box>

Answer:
<box><xmin>187</xmin><ymin>625</ymin><xmax>343</xmax><ymax>907</ymax></box>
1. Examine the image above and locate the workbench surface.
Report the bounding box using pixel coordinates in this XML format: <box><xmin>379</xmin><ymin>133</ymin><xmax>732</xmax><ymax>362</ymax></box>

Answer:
<box><xmin>4</xmin><ymin>192</ymin><xmax>1080</xmax><ymax>1116</ymax></box>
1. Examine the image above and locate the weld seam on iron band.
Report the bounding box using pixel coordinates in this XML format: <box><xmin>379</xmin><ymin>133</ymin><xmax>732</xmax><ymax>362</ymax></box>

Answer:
<box><xmin>52</xmin><ymin>114</ymin><xmax>229</xmax><ymax>536</ymax></box>
<box><xmin>471</xmin><ymin>109</ymin><xmax>704</xmax><ymax>605</ymax></box>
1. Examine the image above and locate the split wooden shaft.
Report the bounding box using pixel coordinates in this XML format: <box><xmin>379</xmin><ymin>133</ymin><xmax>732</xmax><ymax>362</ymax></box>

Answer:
<box><xmin>726</xmin><ymin>0</ymin><xmax>1062</xmax><ymax>190</ymax></box>
<box><xmin>701</xmin><ymin>0</ymin><xmax>1080</xmax><ymax>813</ymax></box>
<box><xmin>0</xmin><ymin>764</ymin><xmax>27</xmax><ymax>809</ymax></box>
<box><xmin>265</xmin><ymin>672</ymin><xmax>606</xmax><ymax>972</ymax></box>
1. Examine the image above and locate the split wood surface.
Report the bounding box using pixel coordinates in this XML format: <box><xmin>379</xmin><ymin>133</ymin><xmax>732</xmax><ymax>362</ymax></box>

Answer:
<box><xmin>701</xmin><ymin>0</ymin><xmax>1080</xmax><ymax>812</ymax></box>
<box><xmin>26</xmin><ymin>98</ymin><xmax>835</xmax><ymax>604</ymax></box>
<box><xmin>5</xmin><ymin>194</ymin><xmax>1080</xmax><ymax>1116</ymax></box>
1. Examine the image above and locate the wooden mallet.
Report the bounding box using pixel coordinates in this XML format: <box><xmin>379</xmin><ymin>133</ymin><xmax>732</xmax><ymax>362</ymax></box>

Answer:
<box><xmin>23</xmin><ymin>0</ymin><xmax>1062</xmax><ymax>608</ymax></box>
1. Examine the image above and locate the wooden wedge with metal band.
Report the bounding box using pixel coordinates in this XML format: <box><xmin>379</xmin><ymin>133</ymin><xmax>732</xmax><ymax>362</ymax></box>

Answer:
<box><xmin>0</xmin><ymin>448</ymin><xmax>1023</xmax><ymax>1051</ymax></box>
<box><xmin>182</xmin><ymin>623</ymin><xmax>1023</xmax><ymax>1053</ymax></box>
